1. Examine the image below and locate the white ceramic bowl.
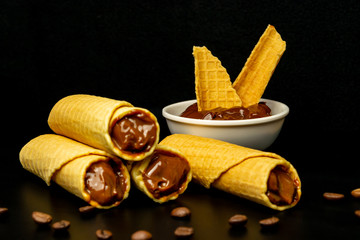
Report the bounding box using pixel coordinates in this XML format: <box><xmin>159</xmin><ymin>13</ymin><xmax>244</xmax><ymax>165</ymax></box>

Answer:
<box><xmin>162</xmin><ymin>99</ymin><xmax>289</xmax><ymax>150</ymax></box>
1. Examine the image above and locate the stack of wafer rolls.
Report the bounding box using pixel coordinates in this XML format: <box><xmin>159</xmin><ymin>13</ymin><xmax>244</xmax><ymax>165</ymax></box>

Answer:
<box><xmin>20</xmin><ymin>94</ymin><xmax>192</xmax><ymax>207</ymax></box>
<box><xmin>160</xmin><ymin>134</ymin><xmax>301</xmax><ymax>211</ymax></box>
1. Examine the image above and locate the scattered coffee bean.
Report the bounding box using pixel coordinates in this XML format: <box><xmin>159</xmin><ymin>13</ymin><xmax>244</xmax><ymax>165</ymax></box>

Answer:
<box><xmin>259</xmin><ymin>216</ymin><xmax>279</xmax><ymax>228</ymax></box>
<box><xmin>131</xmin><ymin>230</ymin><xmax>152</xmax><ymax>240</ymax></box>
<box><xmin>32</xmin><ymin>211</ymin><xmax>53</xmax><ymax>225</ymax></box>
<box><xmin>96</xmin><ymin>229</ymin><xmax>112</xmax><ymax>240</ymax></box>
<box><xmin>0</xmin><ymin>207</ymin><xmax>8</xmax><ymax>217</ymax></box>
<box><xmin>171</xmin><ymin>207</ymin><xmax>191</xmax><ymax>219</ymax></box>
<box><xmin>174</xmin><ymin>226</ymin><xmax>194</xmax><ymax>238</ymax></box>
<box><xmin>355</xmin><ymin>210</ymin><xmax>360</xmax><ymax>218</ymax></box>
<box><xmin>351</xmin><ymin>188</ymin><xmax>360</xmax><ymax>199</ymax></box>
<box><xmin>323</xmin><ymin>192</ymin><xmax>345</xmax><ymax>201</ymax></box>
<box><xmin>52</xmin><ymin>220</ymin><xmax>70</xmax><ymax>231</ymax></box>
<box><xmin>79</xmin><ymin>205</ymin><xmax>96</xmax><ymax>215</ymax></box>
<box><xmin>228</xmin><ymin>214</ymin><xmax>248</xmax><ymax>227</ymax></box>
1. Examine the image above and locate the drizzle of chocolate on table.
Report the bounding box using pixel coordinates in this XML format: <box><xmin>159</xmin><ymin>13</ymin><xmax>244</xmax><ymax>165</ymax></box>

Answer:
<box><xmin>180</xmin><ymin>102</ymin><xmax>271</xmax><ymax>120</ymax></box>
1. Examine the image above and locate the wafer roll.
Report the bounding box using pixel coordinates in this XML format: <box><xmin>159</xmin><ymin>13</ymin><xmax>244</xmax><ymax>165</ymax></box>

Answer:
<box><xmin>130</xmin><ymin>145</ymin><xmax>192</xmax><ymax>203</ymax></box>
<box><xmin>19</xmin><ymin>134</ymin><xmax>131</xmax><ymax>209</ymax></box>
<box><xmin>48</xmin><ymin>94</ymin><xmax>160</xmax><ymax>161</ymax></box>
<box><xmin>160</xmin><ymin>134</ymin><xmax>301</xmax><ymax>210</ymax></box>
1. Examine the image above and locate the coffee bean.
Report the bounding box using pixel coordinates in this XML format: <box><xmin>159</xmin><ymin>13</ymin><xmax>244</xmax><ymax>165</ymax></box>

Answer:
<box><xmin>32</xmin><ymin>211</ymin><xmax>53</xmax><ymax>225</ymax></box>
<box><xmin>0</xmin><ymin>208</ymin><xmax>8</xmax><ymax>217</ymax></box>
<box><xmin>259</xmin><ymin>216</ymin><xmax>279</xmax><ymax>228</ymax></box>
<box><xmin>52</xmin><ymin>220</ymin><xmax>70</xmax><ymax>231</ymax></box>
<box><xmin>79</xmin><ymin>205</ymin><xmax>96</xmax><ymax>215</ymax></box>
<box><xmin>228</xmin><ymin>214</ymin><xmax>248</xmax><ymax>227</ymax></box>
<box><xmin>323</xmin><ymin>192</ymin><xmax>345</xmax><ymax>201</ymax></box>
<box><xmin>131</xmin><ymin>230</ymin><xmax>152</xmax><ymax>240</ymax></box>
<box><xmin>96</xmin><ymin>229</ymin><xmax>112</xmax><ymax>240</ymax></box>
<box><xmin>174</xmin><ymin>226</ymin><xmax>194</xmax><ymax>238</ymax></box>
<box><xmin>171</xmin><ymin>207</ymin><xmax>191</xmax><ymax>219</ymax></box>
<box><xmin>355</xmin><ymin>210</ymin><xmax>360</xmax><ymax>218</ymax></box>
<box><xmin>351</xmin><ymin>188</ymin><xmax>360</xmax><ymax>199</ymax></box>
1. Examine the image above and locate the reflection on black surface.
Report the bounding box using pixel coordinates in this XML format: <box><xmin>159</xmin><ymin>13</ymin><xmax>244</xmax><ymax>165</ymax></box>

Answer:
<box><xmin>52</xmin><ymin>230</ymin><xmax>70</xmax><ymax>239</ymax></box>
<box><xmin>0</xmin><ymin>210</ymin><xmax>9</xmax><ymax>223</ymax></box>
<box><xmin>228</xmin><ymin>226</ymin><xmax>247</xmax><ymax>238</ymax></box>
<box><xmin>2</xmin><ymin>129</ymin><xmax>360</xmax><ymax>239</ymax></box>
<box><xmin>260</xmin><ymin>224</ymin><xmax>279</xmax><ymax>234</ymax></box>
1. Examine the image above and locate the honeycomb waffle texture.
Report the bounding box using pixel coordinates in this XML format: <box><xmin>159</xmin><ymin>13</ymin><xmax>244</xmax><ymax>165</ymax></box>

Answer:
<box><xmin>160</xmin><ymin>134</ymin><xmax>301</xmax><ymax>210</ymax></box>
<box><xmin>233</xmin><ymin>25</ymin><xmax>286</xmax><ymax>107</ymax></box>
<box><xmin>193</xmin><ymin>46</ymin><xmax>242</xmax><ymax>111</ymax></box>
<box><xmin>19</xmin><ymin>134</ymin><xmax>130</xmax><ymax>208</ymax></box>
<box><xmin>48</xmin><ymin>94</ymin><xmax>159</xmax><ymax>161</ymax></box>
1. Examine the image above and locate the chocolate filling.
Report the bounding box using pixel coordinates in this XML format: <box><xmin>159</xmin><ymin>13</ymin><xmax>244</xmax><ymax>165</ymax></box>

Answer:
<box><xmin>180</xmin><ymin>102</ymin><xmax>271</xmax><ymax>120</ymax></box>
<box><xmin>111</xmin><ymin>110</ymin><xmax>157</xmax><ymax>154</ymax></box>
<box><xmin>85</xmin><ymin>160</ymin><xmax>128</xmax><ymax>206</ymax></box>
<box><xmin>142</xmin><ymin>150</ymin><xmax>190</xmax><ymax>199</ymax></box>
<box><xmin>266</xmin><ymin>166</ymin><xmax>299</xmax><ymax>206</ymax></box>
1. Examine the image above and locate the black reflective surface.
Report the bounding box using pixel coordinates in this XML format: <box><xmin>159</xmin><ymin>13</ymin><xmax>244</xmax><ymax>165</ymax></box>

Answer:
<box><xmin>2</xmin><ymin>120</ymin><xmax>360</xmax><ymax>239</ymax></box>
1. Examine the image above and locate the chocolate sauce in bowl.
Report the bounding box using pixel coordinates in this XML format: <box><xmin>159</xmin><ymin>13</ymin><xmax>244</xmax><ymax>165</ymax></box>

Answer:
<box><xmin>180</xmin><ymin>102</ymin><xmax>271</xmax><ymax>120</ymax></box>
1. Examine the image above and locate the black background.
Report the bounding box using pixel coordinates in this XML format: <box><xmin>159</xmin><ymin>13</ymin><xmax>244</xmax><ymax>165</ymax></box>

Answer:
<box><xmin>1</xmin><ymin>0</ymin><xmax>360</xmax><ymax>239</ymax></box>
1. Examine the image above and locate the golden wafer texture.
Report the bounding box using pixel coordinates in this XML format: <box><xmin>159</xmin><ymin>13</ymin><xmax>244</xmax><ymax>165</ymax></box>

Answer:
<box><xmin>19</xmin><ymin>134</ymin><xmax>131</xmax><ymax>209</ymax></box>
<box><xmin>233</xmin><ymin>25</ymin><xmax>286</xmax><ymax>107</ymax></box>
<box><xmin>160</xmin><ymin>134</ymin><xmax>301</xmax><ymax>210</ymax></box>
<box><xmin>130</xmin><ymin>145</ymin><xmax>192</xmax><ymax>203</ymax></box>
<box><xmin>193</xmin><ymin>46</ymin><xmax>242</xmax><ymax>111</ymax></box>
<box><xmin>48</xmin><ymin>94</ymin><xmax>160</xmax><ymax>161</ymax></box>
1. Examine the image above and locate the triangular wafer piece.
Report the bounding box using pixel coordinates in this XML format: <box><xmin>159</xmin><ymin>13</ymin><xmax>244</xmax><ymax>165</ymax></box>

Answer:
<box><xmin>233</xmin><ymin>25</ymin><xmax>286</xmax><ymax>107</ymax></box>
<box><xmin>193</xmin><ymin>46</ymin><xmax>242</xmax><ymax>111</ymax></box>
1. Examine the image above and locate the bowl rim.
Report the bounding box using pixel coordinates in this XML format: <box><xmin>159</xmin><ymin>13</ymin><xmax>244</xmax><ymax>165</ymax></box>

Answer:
<box><xmin>162</xmin><ymin>98</ymin><xmax>289</xmax><ymax>126</ymax></box>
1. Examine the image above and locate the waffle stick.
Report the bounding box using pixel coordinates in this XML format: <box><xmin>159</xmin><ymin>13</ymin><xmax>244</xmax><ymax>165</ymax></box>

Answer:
<box><xmin>160</xmin><ymin>134</ymin><xmax>301</xmax><ymax>210</ymax></box>
<box><xmin>233</xmin><ymin>25</ymin><xmax>286</xmax><ymax>107</ymax></box>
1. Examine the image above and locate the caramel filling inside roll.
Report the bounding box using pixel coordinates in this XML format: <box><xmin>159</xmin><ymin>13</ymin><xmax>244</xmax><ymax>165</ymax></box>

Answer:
<box><xmin>142</xmin><ymin>150</ymin><xmax>190</xmax><ymax>199</ymax></box>
<box><xmin>266</xmin><ymin>166</ymin><xmax>300</xmax><ymax>206</ymax></box>
<box><xmin>85</xmin><ymin>160</ymin><xmax>128</xmax><ymax>206</ymax></box>
<box><xmin>111</xmin><ymin>110</ymin><xmax>157</xmax><ymax>154</ymax></box>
